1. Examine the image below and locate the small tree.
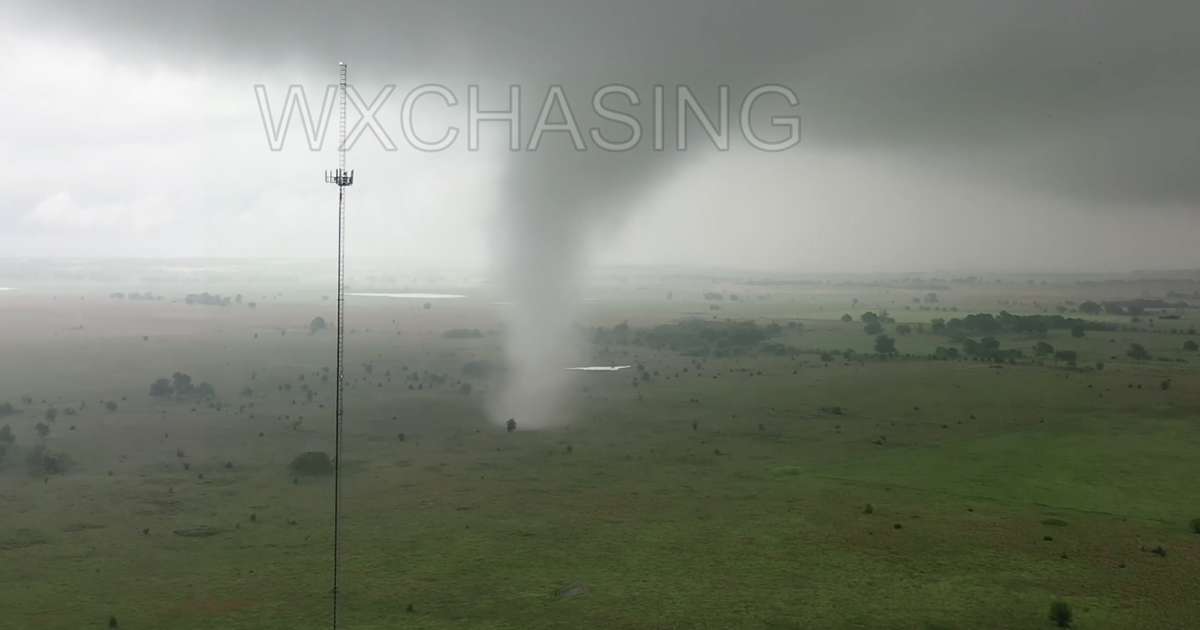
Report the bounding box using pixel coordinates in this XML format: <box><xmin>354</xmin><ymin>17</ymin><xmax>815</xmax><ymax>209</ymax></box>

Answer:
<box><xmin>1127</xmin><ymin>343</ymin><xmax>1151</xmax><ymax>360</ymax></box>
<box><xmin>1048</xmin><ymin>600</ymin><xmax>1073</xmax><ymax>628</ymax></box>
<box><xmin>27</xmin><ymin>443</ymin><xmax>68</xmax><ymax>475</ymax></box>
<box><xmin>1184</xmin><ymin>340</ymin><xmax>1198</xmax><ymax>352</ymax></box>
<box><xmin>840</xmin><ymin>313</ymin><xmax>852</xmax><ymax>323</ymax></box>
<box><xmin>506</xmin><ymin>418</ymin><xmax>517</xmax><ymax>433</ymax></box>
<box><xmin>874</xmin><ymin>335</ymin><xmax>897</xmax><ymax>355</ymax></box>
<box><xmin>35</xmin><ymin>421</ymin><xmax>50</xmax><ymax>439</ymax></box>
<box><xmin>1034</xmin><ymin>341</ymin><xmax>1055</xmax><ymax>356</ymax></box>
<box><xmin>309</xmin><ymin>317</ymin><xmax>328</xmax><ymax>334</ymax></box>
<box><xmin>289</xmin><ymin>451</ymin><xmax>334</xmax><ymax>476</ymax></box>
<box><xmin>172</xmin><ymin>372</ymin><xmax>195</xmax><ymax>396</ymax></box>
<box><xmin>1054</xmin><ymin>350</ymin><xmax>1078</xmax><ymax>366</ymax></box>
<box><xmin>0</xmin><ymin>424</ymin><xmax>12</xmax><ymax>466</ymax></box>
<box><xmin>149</xmin><ymin>378</ymin><xmax>173</xmax><ymax>398</ymax></box>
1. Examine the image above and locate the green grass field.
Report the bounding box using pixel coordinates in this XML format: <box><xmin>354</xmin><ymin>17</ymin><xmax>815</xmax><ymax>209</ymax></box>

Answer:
<box><xmin>2</xmin><ymin>270</ymin><xmax>1199</xmax><ymax>629</ymax></box>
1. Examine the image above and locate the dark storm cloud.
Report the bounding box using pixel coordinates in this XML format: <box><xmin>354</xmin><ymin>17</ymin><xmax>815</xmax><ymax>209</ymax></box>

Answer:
<box><xmin>14</xmin><ymin>0</ymin><xmax>1200</xmax><ymax>208</ymax></box>
<box><xmin>9</xmin><ymin>0</ymin><xmax>1198</xmax><ymax>424</ymax></box>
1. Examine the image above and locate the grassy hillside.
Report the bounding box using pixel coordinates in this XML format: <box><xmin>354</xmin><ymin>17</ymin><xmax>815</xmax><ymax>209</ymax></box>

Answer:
<box><xmin>2</xmin><ymin>275</ymin><xmax>1199</xmax><ymax>629</ymax></box>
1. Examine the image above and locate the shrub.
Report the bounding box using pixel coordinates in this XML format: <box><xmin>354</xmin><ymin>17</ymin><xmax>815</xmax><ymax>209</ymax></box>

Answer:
<box><xmin>151</xmin><ymin>373</ymin><xmax>216</xmax><ymax>400</ymax></box>
<box><xmin>1054</xmin><ymin>350</ymin><xmax>1077</xmax><ymax>366</ymax></box>
<box><xmin>933</xmin><ymin>346</ymin><xmax>960</xmax><ymax>360</ymax></box>
<box><xmin>289</xmin><ymin>451</ymin><xmax>334</xmax><ymax>476</ymax></box>
<box><xmin>443</xmin><ymin>328</ymin><xmax>483</xmax><ymax>339</ymax></box>
<box><xmin>461</xmin><ymin>360</ymin><xmax>496</xmax><ymax>379</ymax></box>
<box><xmin>1188</xmin><ymin>518</ymin><xmax>1200</xmax><ymax>534</ymax></box>
<box><xmin>1184</xmin><ymin>340</ymin><xmax>1199</xmax><ymax>352</ymax></box>
<box><xmin>1048</xmin><ymin>600</ymin><xmax>1073</xmax><ymax>628</ymax></box>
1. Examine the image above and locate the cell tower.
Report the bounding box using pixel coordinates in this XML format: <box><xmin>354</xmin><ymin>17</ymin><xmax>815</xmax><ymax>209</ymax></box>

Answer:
<box><xmin>324</xmin><ymin>61</ymin><xmax>353</xmax><ymax>629</ymax></box>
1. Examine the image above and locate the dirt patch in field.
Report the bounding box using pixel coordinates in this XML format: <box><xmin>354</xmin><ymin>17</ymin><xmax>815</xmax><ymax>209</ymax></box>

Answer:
<box><xmin>173</xmin><ymin>526</ymin><xmax>226</xmax><ymax>538</ymax></box>
<box><xmin>172</xmin><ymin>597</ymin><xmax>256</xmax><ymax>616</ymax></box>
<box><xmin>0</xmin><ymin>528</ymin><xmax>49</xmax><ymax>550</ymax></box>
<box><xmin>63</xmin><ymin>522</ymin><xmax>107</xmax><ymax>533</ymax></box>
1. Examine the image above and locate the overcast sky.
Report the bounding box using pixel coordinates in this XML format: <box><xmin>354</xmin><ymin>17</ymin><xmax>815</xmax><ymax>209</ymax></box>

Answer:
<box><xmin>2</xmin><ymin>1</ymin><xmax>1197</xmax><ymax>272</ymax></box>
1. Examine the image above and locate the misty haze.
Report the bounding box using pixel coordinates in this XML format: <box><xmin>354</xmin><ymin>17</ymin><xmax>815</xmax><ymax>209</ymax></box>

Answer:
<box><xmin>2</xmin><ymin>2</ymin><xmax>1200</xmax><ymax>629</ymax></box>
